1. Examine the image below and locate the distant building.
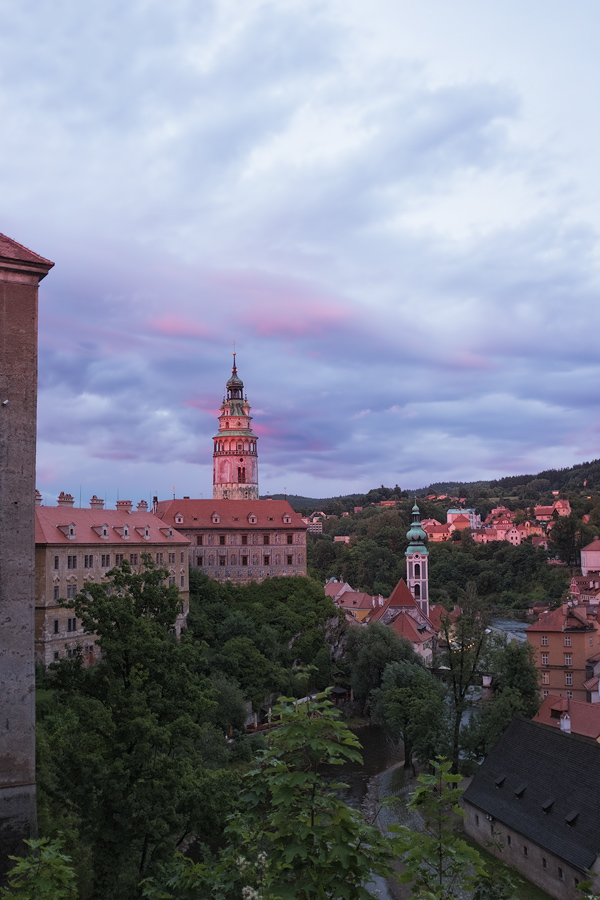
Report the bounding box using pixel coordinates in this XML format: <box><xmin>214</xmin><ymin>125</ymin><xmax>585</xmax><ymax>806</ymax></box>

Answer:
<box><xmin>527</xmin><ymin>604</ymin><xmax>600</xmax><ymax>702</ymax></box>
<box><xmin>581</xmin><ymin>538</ymin><xmax>600</xmax><ymax>576</ymax></box>
<box><xmin>35</xmin><ymin>497</ymin><xmax>190</xmax><ymax>666</ymax></box>
<box><xmin>534</xmin><ymin>694</ymin><xmax>600</xmax><ymax>740</ymax></box>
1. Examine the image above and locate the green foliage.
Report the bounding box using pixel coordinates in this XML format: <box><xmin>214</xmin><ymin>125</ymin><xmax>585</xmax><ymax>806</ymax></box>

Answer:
<box><xmin>38</xmin><ymin>558</ymin><xmax>239</xmax><ymax>900</ymax></box>
<box><xmin>344</xmin><ymin>622</ymin><xmax>421</xmax><ymax>710</ymax></box>
<box><xmin>0</xmin><ymin>839</ymin><xmax>77</xmax><ymax>900</ymax></box>
<box><xmin>143</xmin><ymin>694</ymin><xmax>396</xmax><ymax>900</ymax></box>
<box><xmin>393</xmin><ymin>758</ymin><xmax>486</xmax><ymax>900</ymax></box>
<box><xmin>461</xmin><ymin>640</ymin><xmax>540</xmax><ymax>766</ymax></box>
<box><xmin>187</xmin><ymin>573</ymin><xmax>337</xmax><ymax>704</ymax></box>
<box><xmin>550</xmin><ymin>513</ymin><xmax>596</xmax><ymax>566</ymax></box>
<box><xmin>371</xmin><ymin>660</ymin><xmax>447</xmax><ymax>768</ymax></box>
<box><xmin>439</xmin><ymin>586</ymin><xmax>490</xmax><ymax>773</ymax></box>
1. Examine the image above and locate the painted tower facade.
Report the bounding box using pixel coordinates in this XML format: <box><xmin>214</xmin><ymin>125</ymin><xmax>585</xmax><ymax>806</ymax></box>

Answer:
<box><xmin>406</xmin><ymin>502</ymin><xmax>429</xmax><ymax>616</ymax></box>
<box><xmin>213</xmin><ymin>355</ymin><xmax>259</xmax><ymax>500</ymax></box>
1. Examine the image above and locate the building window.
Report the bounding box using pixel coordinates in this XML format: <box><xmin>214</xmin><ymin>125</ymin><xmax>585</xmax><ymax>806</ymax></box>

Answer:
<box><xmin>115</xmin><ymin>554</ymin><xmax>124</xmax><ymax>566</ymax></box>
<box><xmin>242</xmin><ymin>556</ymin><xmax>248</xmax><ymax>566</ymax></box>
<box><xmin>67</xmin><ymin>555</ymin><xmax>77</xmax><ymax>569</ymax></box>
<box><xmin>197</xmin><ymin>536</ymin><xmax>203</xmax><ymax>546</ymax></box>
<box><xmin>264</xmin><ymin>555</ymin><xmax>270</xmax><ymax>565</ymax></box>
<box><xmin>53</xmin><ymin>651</ymin><xmax>59</xmax><ymax>661</ymax></box>
<box><xmin>542</xmin><ymin>673</ymin><xmax>549</xmax><ymax>684</ymax></box>
<box><xmin>566</xmin><ymin>691</ymin><xmax>573</xmax><ymax>699</ymax></box>
<box><xmin>565</xmin><ymin>673</ymin><xmax>573</xmax><ymax>686</ymax></box>
<box><xmin>169</xmin><ymin>576</ymin><xmax>175</xmax><ymax>586</ymax></box>
<box><xmin>565</xmin><ymin>654</ymin><xmax>572</xmax><ymax>666</ymax></box>
<box><xmin>507</xmin><ymin>835</ymin><xmax>511</xmax><ymax>847</ymax></box>
<box><xmin>591</xmin><ymin>637</ymin><xmax>594</xmax><ymax>646</ymax></box>
<box><xmin>287</xmin><ymin>534</ymin><xmax>293</xmax><ymax>545</ymax></box>
<box><xmin>156</xmin><ymin>553</ymin><xmax>163</xmax><ymax>565</ymax></box>
<box><xmin>541</xmin><ymin>635</ymin><xmax>548</xmax><ymax>646</ymax></box>
<box><xmin>542</xmin><ymin>858</ymin><xmax>547</xmax><ymax>869</ymax></box>
<box><xmin>287</xmin><ymin>555</ymin><xmax>293</xmax><ymax>565</ymax></box>
<box><xmin>542</xmin><ymin>653</ymin><xmax>549</xmax><ymax>665</ymax></box>
<box><xmin>180</xmin><ymin>575</ymin><xmax>184</xmax><ymax>587</ymax></box>
<box><xmin>241</xmin><ymin>535</ymin><xmax>248</xmax><ymax>545</ymax></box>
<box><xmin>129</xmin><ymin>553</ymin><xmax>137</xmax><ymax>565</ymax></box>
<box><xmin>558</xmin><ymin>867</ymin><xmax>564</xmax><ymax>881</ymax></box>
<box><xmin>197</xmin><ymin>556</ymin><xmax>203</xmax><ymax>566</ymax></box>
<box><xmin>543</xmin><ymin>690</ymin><xmax>549</xmax><ymax>698</ymax></box>
<box><xmin>54</xmin><ymin>586</ymin><xmax>59</xmax><ymax>602</ymax></box>
<box><xmin>169</xmin><ymin>552</ymin><xmax>175</xmax><ymax>564</ymax></box>
<box><xmin>475</xmin><ymin>815</ymin><xmax>479</xmax><ymax>826</ymax></box>
<box><xmin>564</xmin><ymin>636</ymin><xmax>571</xmax><ymax>647</ymax></box>
<box><xmin>101</xmin><ymin>554</ymin><xmax>111</xmax><ymax>567</ymax></box>
<box><xmin>66</xmin><ymin>585</ymin><xmax>77</xmax><ymax>600</ymax></box>
<box><xmin>263</xmin><ymin>535</ymin><xmax>270</xmax><ymax>545</ymax></box>
<box><xmin>53</xmin><ymin>619</ymin><xmax>59</xmax><ymax>634</ymax></box>
<box><xmin>54</xmin><ymin>555</ymin><xmax>59</xmax><ymax>570</ymax></box>
<box><xmin>84</xmin><ymin>555</ymin><xmax>93</xmax><ymax>568</ymax></box>
<box><xmin>67</xmin><ymin>617</ymin><xmax>77</xmax><ymax>632</ymax></box>
<box><xmin>219</xmin><ymin>556</ymin><xmax>226</xmax><ymax>566</ymax></box>
<box><xmin>523</xmin><ymin>846</ymin><xmax>528</xmax><ymax>857</ymax></box>
<box><xmin>219</xmin><ymin>535</ymin><xmax>226</xmax><ymax>546</ymax></box>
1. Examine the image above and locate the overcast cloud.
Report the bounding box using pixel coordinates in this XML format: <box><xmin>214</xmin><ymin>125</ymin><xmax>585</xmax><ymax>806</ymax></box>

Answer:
<box><xmin>2</xmin><ymin>0</ymin><xmax>600</xmax><ymax>504</ymax></box>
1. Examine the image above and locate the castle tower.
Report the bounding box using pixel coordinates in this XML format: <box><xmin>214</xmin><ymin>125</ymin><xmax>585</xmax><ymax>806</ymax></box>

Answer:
<box><xmin>0</xmin><ymin>234</ymin><xmax>54</xmax><ymax>873</ymax></box>
<box><xmin>406</xmin><ymin>501</ymin><xmax>429</xmax><ymax>616</ymax></box>
<box><xmin>213</xmin><ymin>354</ymin><xmax>259</xmax><ymax>500</ymax></box>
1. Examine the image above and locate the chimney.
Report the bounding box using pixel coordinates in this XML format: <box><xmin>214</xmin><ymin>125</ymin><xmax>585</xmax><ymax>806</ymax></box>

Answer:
<box><xmin>35</xmin><ymin>489</ymin><xmax>42</xmax><ymax>507</ymax></box>
<box><xmin>137</xmin><ymin>500</ymin><xmax>148</xmax><ymax>512</ymax></box>
<box><xmin>152</xmin><ymin>495</ymin><xmax>158</xmax><ymax>515</ymax></box>
<box><xmin>57</xmin><ymin>491</ymin><xmax>75</xmax><ymax>508</ymax></box>
<box><xmin>116</xmin><ymin>500</ymin><xmax>133</xmax><ymax>514</ymax></box>
<box><xmin>89</xmin><ymin>495</ymin><xmax>105</xmax><ymax>510</ymax></box>
<box><xmin>560</xmin><ymin>713</ymin><xmax>571</xmax><ymax>734</ymax></box>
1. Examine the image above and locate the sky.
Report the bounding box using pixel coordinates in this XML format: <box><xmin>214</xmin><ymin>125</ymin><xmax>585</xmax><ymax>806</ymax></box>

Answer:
<box><xmin>3</xmin><ymin>0</ymin><xmax>600</xmax><ymax>505</ymax></box>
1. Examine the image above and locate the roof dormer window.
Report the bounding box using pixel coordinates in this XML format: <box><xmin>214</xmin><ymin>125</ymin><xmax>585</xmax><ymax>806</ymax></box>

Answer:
<box><xmin>145</xmin><ymin>526</ymin><xmax>150</xmax><ymax>540</ymax></box>
<box><xmin>212</xmin><ymin>513</ymin><xmax>220</xmax><ymax>525</ymax></box>
<box><xmin>283</xmin><ymin>514</ymin><xmax>291</xmax><ymax>524</ymax></box>
<box><xmin>248</xmin><ymin>513</ymin><xmax>257</xmax><ymax>525</ymax></box>
<box><xmin>123</xmin><ymin>525</ymin><xmax>129</xmax><ymax>539</ymax></box>
<box><xmin>175</xmin><ymin>514</ymin><xmax>184</xmax><ymax>525</ymax></box>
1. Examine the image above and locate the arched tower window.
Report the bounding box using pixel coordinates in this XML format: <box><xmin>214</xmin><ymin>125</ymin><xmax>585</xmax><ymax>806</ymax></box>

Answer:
<box><xmin>414</xmin><ymin>584</ymin><xmax>421</xmax><ymax>598</ymax></box>
<box><xmin>238</xmin><ymin>466</ymin><xmax>246</xmax><ymax>484</ymax></box>
<box><xmin>415</xmin><ymin>562</ymin><xmax>421</xmax><ymax>578</ymax></box>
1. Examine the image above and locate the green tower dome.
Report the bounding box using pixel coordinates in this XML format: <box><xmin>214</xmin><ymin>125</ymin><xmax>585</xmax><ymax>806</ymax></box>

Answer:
<box><xmin>405</xmin><ymin>501</ymin><xmax>428</xmax><ymax>555</ymax></box>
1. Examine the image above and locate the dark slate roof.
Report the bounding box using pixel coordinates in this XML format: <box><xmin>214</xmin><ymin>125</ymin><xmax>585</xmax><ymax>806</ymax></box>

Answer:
<box><xmin>463</xmin><ymin>717</ymin><xmax>600</xmax><ymax>872</ymax></box>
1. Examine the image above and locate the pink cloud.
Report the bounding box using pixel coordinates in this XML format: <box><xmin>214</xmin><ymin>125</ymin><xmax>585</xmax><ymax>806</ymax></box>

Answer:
<box><xmin>147</xmin><ymin>315</ymin><xmax>213</xmax><ymax>340</ymax></box>
<box><xmin>449</xmin><ymin>350</ymin><xmax>495</xmax><ymax>370</ymax></box>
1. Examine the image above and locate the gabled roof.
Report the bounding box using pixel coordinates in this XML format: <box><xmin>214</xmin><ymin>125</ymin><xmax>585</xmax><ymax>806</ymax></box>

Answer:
<box><xmin>0</xmin><ymin>233</ymin><xmax>54</xmax><ymax>266</ymax></box>
<box><xmin>324</xmin><ymin>581</ymin><xmax>353</xmax><ymax>599</ymax></box>
<box><xmin>389</xmin><ymin>611</ymin><xmax>434</xmax><ymax>645</ymax></box>
<box><xmin>582</xmin><ymin>539</ymin><xmax>600</xmax><ymax>552</ymax></box>
<box><xmin>534</xmin><ymin>695</ymin><xmax>600</xmax><ymax>739</ymax></box>
<box><xmin>527</xmin><ymin>604</ymin><xmax>597</xmax><ymax>633</ymax></box>
<box><xmin>155</xmin><ymin>498</ymin><xmax>305</xmax><ymax>530</ymax></box>
<box><xmin>35</xmin><ymin>507</ymin><xmax>190</xmax><ymax>546</ymax></box>
<box><xmin>368</xmin><ymin>578</ymin><xmax>418</xmax><ymax>622</ymax></box>
<box><xmin>338</xmin><ymin>591</ymin><xmax>379</xmax><ymax>611</ymax></box>
<box><xmin>463</xmin><ymin>717</ymin><xmax>600</xmax><ymax>872</ymax></box>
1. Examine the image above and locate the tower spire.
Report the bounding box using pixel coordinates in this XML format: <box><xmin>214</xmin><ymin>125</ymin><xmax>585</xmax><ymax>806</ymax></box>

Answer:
<box><xmin>405</xmin><ymin>501</ymin><xmax>429</xmax><ymax>615</ymax></box>
<box><xmin>212</xmin><ymin>355</ymin><xmax>259</xmax><ymax>500</ymax></box>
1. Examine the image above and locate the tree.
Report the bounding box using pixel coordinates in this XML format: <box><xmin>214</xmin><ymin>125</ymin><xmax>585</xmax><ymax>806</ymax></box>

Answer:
<box><xmin>393</xmin><ymin>758</ymin><xmax>486</xmax><ymax>900</ymax></box>
<box><xmin>143</xmin><ymin>693</ymin><xmax>396</xmax><ymax>900</ymax></box>
<box><xmin>371</xmin><ymin>660</ymin><xmax>447</xmax><ymax>769</ymax></box>
<box><xmin>550</xmin><ymin>513</ymin><xmax>595</xmax><ymax>567</ymax></box>
<box><xmin>0</xmin><ymin>839</ymin><xmax>77</xmax><ymax>900</ymax></box>
<box><xmin>344</xmin><ymin>622</ymin><xmax>421</xmax><ymax>713</ymax></box>
<box><xmin>38</xmin><ymin>558</ymin><xmax>238</xmax><ymax>900</ymax></box>
<box><xmin>438</xmin><ymin>585</ymin><xmax>489</xmax><ymax>772</ymax></box>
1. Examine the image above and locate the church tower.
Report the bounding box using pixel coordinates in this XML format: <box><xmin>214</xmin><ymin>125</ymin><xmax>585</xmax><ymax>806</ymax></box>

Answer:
<box><xmin>406</xmin><ymin>501</ymin><xmax>429</xmax><ymax>616</ymax></box>
<box><xmin>213</xmin><ymin>354</ymin><xmax>259</xmax><ymax>500</ymax></box>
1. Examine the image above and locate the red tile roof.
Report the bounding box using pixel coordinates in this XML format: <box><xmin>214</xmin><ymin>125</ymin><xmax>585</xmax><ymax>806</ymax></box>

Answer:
<box><xmin>390</xmin><ymin>611</ymin><xmax>434</xmax><ymax>645</ymax></box>
<box><xmin>0</xmin><ymin>233</ymin><xmax>54</xmax><ymax>265</ymax></box>
<box><xmin>534</xmin><ymin>695</ymin><xmax>600</xmax><ymax>739</ymax></box>
<box><xmin>155</xmin><ymin>498</ymin><xmax>305</xmax><ymax>530</ymax></box>
<box><xmin>527</xmin><ymin>604</ymin><xmax>597</xmax><ymax>633</ymax></box>
<box><xmin>368</xmin><ymin>578</ymin><xmax>418</xmax><ymax>622</ymax></box>
<box><xmin>35</xmin><ymin>506</ymin><xmax>189</xmax><ymax>546</ymax></box>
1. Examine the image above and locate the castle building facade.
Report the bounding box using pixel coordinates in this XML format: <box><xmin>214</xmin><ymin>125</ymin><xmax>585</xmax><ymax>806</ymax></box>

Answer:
<box><xmin>156</xmin><ymin>358</ymin><xmax>307</xmax><ymax>583</ymax></box>
<box><xmin>35</xmin><ymin>495</ymin><xmax>190</xmax><ymax>666</ymax></box>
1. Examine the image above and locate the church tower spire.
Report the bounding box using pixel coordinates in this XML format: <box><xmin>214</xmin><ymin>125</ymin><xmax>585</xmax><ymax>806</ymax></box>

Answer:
<box><xmin>213</xmin><ymin>354</ymin><xmax>259</xmax><ymax>500</ymax></box>
<box><xmin>405</xmin><ymin>501</ymin><xmax>429</xmax><ymax>615</ymax></box>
